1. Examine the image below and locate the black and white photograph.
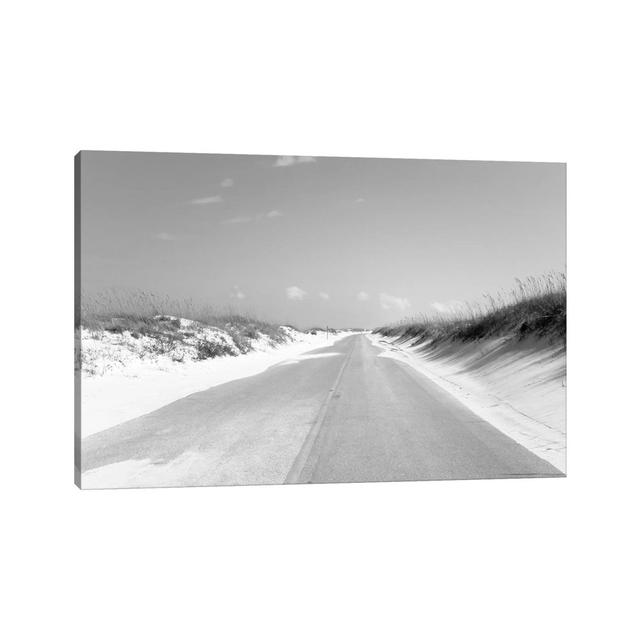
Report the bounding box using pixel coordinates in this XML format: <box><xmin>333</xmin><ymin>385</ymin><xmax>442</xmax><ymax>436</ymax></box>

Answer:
<box><xmin>76</xmin><ymin>151</ymin><xmax>566</xmax><ymax>488</ymax></box>
<box><xmin>6</xmin><ymin>2</ymin><xmax>640</xmax><ymax>639</ymax></box>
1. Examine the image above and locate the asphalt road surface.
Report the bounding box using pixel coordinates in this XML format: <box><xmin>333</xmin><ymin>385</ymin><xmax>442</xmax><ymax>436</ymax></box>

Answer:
<box><xmin>81</xmin><ymin>334</ymin><xmax>563</xmax><ymax>488</ymax></box>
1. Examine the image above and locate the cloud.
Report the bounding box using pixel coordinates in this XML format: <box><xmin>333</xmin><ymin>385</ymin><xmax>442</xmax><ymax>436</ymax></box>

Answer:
<box><xmin>156</xmin><ymin>232</ymin><xmax>173</xmax><ymax>241</ymax></box>
<box><xmin>379</xmin><ymin>293</ymin><xmax>411</xmax><ymax>312</ymax></box>
<box><xmin>286</xmin><ymin>285</ymin><xmax>307</xmax><ymax>301</ymax></box>
<box><xmin>318</xmin><ymin>292</ymin><xmax>330</xmax><ymax>301</ymax></box>
<box><xmin>355</xmin><ymin>197</ymin><xmax>365</xmax><ymax>203</ymax></box>
<box><xmin>220</xmin><ymin>178</ymin><xmax>234</xmax><ymax>188</ymax></box>
<box><xmin>222</xmin><ymin>210</ymin><xmax>284</xmax><ymax>224</ymax></box>
<box><xmin>190</xmin><ymin>195</ymin><xmax>223</xmax><ymax>205</ymax></box>
<box><xmin>221</xmin><ymin>215</ymin><xmax>253</xmax><ymax>225</ymax></box>
<box><xmin>431</xmin><ymin>300</ymin><xmax>465</xmax><ymax>315</ymax></box>
<box><xmin>356</xmin><ymin>291</ymin><xmax>370</xmax><ymax>302</ymax></box>
<box><xmin>273</xmin><ymin>156</ymin><xmax>316</xmax><ymax>167</ymax></box>
<box><xmin>230</xmin><ymin>286</ymin><xmax>246</xmax><ymax>300</ymax></box>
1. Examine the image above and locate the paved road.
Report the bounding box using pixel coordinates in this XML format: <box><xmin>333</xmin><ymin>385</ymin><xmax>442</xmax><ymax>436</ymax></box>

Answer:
<box><xmin>81</xmin><ymin>334</ymin><xmax>562</xmax><ymax>488</ymax></box>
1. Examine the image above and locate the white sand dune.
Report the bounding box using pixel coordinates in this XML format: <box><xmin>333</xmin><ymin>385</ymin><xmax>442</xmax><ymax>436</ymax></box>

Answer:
<box><xmin>368</xmin><ymin>332</ymin><xmax>566</xmax><ymax>472</ymax></box>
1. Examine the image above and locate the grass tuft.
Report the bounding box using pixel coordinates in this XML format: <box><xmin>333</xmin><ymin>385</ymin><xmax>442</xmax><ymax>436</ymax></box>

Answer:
<box><xmin>78</xmin><ymin>289</ymin><xmax>290</xmax><ymax>355</ymax></box>
<box><xmin>376</xmin><ymin>272</ymin><xmax>566</xmax><ymax>346</ymax></box>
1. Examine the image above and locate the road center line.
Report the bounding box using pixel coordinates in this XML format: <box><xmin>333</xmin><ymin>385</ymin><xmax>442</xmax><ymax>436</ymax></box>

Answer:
<box><xmin>284</xmin><ymin>338</ymin><xmax>357</xmax><ymax>484</ymax></box>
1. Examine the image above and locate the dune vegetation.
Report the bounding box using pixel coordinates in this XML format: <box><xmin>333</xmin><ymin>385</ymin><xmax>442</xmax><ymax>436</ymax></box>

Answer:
<box><xmin>79</xmin><ymin>289</ymin><xmax>291</xmax><ymax>343</ymax></box>
<box><xmin>76</xmin><ymin>289</ymin><xmax>301</xmax><ymax>373</ymax></box>
<box><xmin>376</xmin><ymin>272</ymin><xmax>566</xmax><ymax>345</ymax></box>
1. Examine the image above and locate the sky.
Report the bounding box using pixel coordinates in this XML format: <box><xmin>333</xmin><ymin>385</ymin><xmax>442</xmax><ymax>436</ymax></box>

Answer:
<box><xmin>80</xmin><ymin>151</ymin><xmax>565</xmax><ymax>328</ymax></box>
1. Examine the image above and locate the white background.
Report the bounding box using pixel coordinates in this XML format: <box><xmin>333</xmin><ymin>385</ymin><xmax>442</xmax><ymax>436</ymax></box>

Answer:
<box><xmin>2</xmin><ymin>1</ymin><xmax>639</xmax><ymax>638</ymax></box>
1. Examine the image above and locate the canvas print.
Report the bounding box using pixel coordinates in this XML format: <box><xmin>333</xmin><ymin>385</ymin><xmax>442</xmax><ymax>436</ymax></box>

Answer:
<box><xmin>75</xmin><ymin>152</ymin><xmax>566</xmax><ymax>489</ymax></box>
